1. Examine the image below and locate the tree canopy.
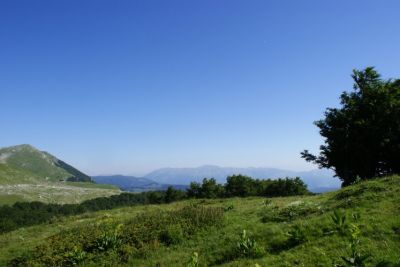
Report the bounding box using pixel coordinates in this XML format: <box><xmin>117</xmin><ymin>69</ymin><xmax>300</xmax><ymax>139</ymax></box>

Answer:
<box><xmin>302</xmin><ymin>67</ymin><xmax>400</xmax><ymax>186</ymax></box>
<box><xmin>187</xmin><ymin>175</ymin><xmax>310</xmax><ymax>198</ymax></box>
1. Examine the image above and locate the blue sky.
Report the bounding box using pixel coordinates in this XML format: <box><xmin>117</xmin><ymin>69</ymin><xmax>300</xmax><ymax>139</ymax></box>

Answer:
<box><xmin>1</xmin><ymin>0</ymin><xmax>399</xmax><ymax>175</ymax></box>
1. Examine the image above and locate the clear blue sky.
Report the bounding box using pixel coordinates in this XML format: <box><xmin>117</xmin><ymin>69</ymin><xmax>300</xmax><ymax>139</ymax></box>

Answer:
<box><xmin>1</xmin><ymin>0</ymin><xmax>399</xmax><ymax>175</ymax></box>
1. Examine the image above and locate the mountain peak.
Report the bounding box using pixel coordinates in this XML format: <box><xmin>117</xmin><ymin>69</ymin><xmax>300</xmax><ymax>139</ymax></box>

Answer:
<box><xmin>198</xmin><ymin>165</ymin><xmax>221</xmax><ymax>169</ymax></box>
<box><xmin>0</xmin><ymin>144</ymin><xmax>91</xmax><ymax>183</ymax></box>
<box><xmin>6</xmin><ymin>144</ymin><xmax>37</xmax><ymax>151</ymax></box>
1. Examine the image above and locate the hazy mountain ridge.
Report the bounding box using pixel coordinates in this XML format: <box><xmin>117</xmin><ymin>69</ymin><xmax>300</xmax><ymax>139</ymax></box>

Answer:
<box><xmin>144</xmin><ymin>165</ymin><xmax>341</xmax><ymax>192</ymax></box>
<box><xmin>92</xmin><ymin>175</ymin><xmax>158</xmax><ymax>191</ymax></box>
<box><xmin>0</xmin><ymin>144</ymin><xmax>340</xmax><ymax>194</ymax></box>
<box><xmin>92</xmin><ymin>175</ymin><xmax>188</xmax><ymax>192</ymax></box>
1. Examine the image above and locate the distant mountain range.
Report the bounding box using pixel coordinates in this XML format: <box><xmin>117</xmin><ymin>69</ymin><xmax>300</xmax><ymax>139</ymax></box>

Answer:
<box><xmin>0</xmin><ymin>144</ymin><xmax>91</xmax><ymax>184</ymax></box>
<box><xmin>0</xmin><ymin>144</ymin><xmax>341</xmax><ymax>194</ymax></box>
<box><xmin>94</xmin><ymin>165</ymin><xmax>341</xmax><ymax>193</ymax></box>
<box><xmin>92</xmin><ymin>175</ymin><xmax>188</xmax><ymax>192</ymax></box>
<box><xmin>142</xmin><ymin>165</ymin><xmax>341</xmax><ymax>193</ymax></box>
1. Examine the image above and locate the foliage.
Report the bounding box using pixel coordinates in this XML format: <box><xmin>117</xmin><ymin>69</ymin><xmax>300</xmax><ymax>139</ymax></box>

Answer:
<box><xmin>188</xmin><ymin>175</ymin><xmax>310</xmax><ymax>199</ymax></box>
<box><xmin>10</xmin><ymin>205</ymin><xmax>224</xmax><ymax>266</ymax></box>
<box><xmin>0</xmin><ymin>175</ymin><xmax>309</xmax><ymax>234</ymax></box>
<box><xmin>224</xmin><ymin>204</ymin><xmax>234</xmax><ymax>211</ymax></box>
<box><xmin>286</xmin><ymin>224</ymin><xmax>308</xmax><ymax>247</ymax></box>
<box><xmin>263</xmin><ymin>177</ymin><xmax>309</xmax><ymax>197</ymax></box>
<box><xmin>95</xmin><ymin>224</ymin><xmax>123</xmax><ymax>251</ymax></box>
<box><xmin>2</xmin><ymin>175</ymin><xmax>400</xmax><ymax>266</ymax></box>
<box><xmin>302</xmin><ymin>67</ymin><xmax>400</xmax><ymax>186</ymax></box>
<box><xmin>225</xmin><ymin>175</ymin><xmax>259</xmax><ymax>197</ymax></box>
<box><xmin>331</xmin><ymin>209</ymin><xmax>348</xmax><ymax>235</ymax></box>
<box><xmin>187</xmin><ymin>252</ymin><xmax>199</xmax><ymax>267</ymax></box>
<box><xmin>164</xmin><ymin>186</ymin><xmax>186</xmax><ymax>203</ymax></box>
<box><xmin>187</xmin><ymin>178</ymin><xmax>224</xmax><ymax>198</ymax></box>
<box><xmin>65</xmin><ymin>246</ymin><xmax>87</xmax><ymax>266</ymax></box>
<box><xmin>336</xmin><ymin>224</ymin><xmax>370</xmax><ymax>267</ymax></box>
<box><xmin>0</xmin><ymin>190</ymin><xmax>180</xmax><ymax>233</ymax></box>
<box><xmin>236</xmin><ymin>230</ymin><xmax>264</xmax><ymax>258</ymax></box>
<box><xmin>261</xmin><ymin>202</ymin><xmax>320</xmax><ymax>223</ymax></box>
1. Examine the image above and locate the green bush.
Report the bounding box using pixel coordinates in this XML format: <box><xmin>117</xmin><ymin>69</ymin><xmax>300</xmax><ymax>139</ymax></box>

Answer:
<box><xmin>236</xmin><ymin>230</ymin><xmax>264</xmax><ymax>258</ymax></box>
<box><xmin>159</xmin><ymin>224</ymin><xmax>184</xmax><ymax>245</ymax></box>
<box><xmin>10</xmin><ymin>205</ymin><xmax>224</xmax><ymax>266</ymax></box>
<box><xmin>336</xmin><ymin>224</ymin><xmax>370</xmax><ymax>267</ymax></box>
<box><xmin>187</xmin><ymin>252</ymin><xmax>199</xmax><ymax>267</ymax></box>
<box><xmin>331</xmin><ymin>209</ymin><xmax>348</xmax><ymax>235</ymax></box>
<box><xmin>64</xmin><ymin>246</ymin><xmax>87</xmax><ymax>266</ymax></box>
<box><xmin>261</xmin><ymin>202</ymin><xmax>320</xmax><ymax>223</ymax></box>
<box><xmin>286</xmin><ymin>224</ymin><xmax>308</xmax><ymax>247</ymax></box>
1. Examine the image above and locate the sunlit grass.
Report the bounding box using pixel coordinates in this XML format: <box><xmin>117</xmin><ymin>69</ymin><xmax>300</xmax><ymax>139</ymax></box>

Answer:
<box><xmin>1</xmin><ymin>176</ymin><xmax>399</xmax><ymax>266</ymax></box>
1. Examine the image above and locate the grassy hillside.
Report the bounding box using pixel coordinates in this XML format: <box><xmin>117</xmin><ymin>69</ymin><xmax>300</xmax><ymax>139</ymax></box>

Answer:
<box><xmin>0</xmin><ymin>144</ymin><xmax>120</xmax><ymax>205</ymax></box>
<box><xmin>0</xmin><ymin>182</ymin><xmax>120</xmax><ymax>205</ymax></box>
<box><xmin>0</xmin><ymin>163</ymin><xmax>43</xmax><ymax>185</ymax></box>
<box><xmin>0</xmin><ymin>175</ymin><xmax>399</xmax><ymax>266</ymax></box>
<box><xmin>0</xmin><ymin>144</ymin><xmax>91</xmax><ymax>183</ymax></box>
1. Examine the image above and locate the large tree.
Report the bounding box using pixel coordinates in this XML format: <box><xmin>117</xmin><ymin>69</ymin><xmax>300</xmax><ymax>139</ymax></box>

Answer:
<box><xmin>301</xmin><ymin>67</ymin><xmax>400</xmax><ymax>186</ymax></box>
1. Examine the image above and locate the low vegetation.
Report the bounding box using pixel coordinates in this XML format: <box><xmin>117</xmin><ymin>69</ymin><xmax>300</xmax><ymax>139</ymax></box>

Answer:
<box><xmin>10</xmin><ymin>205</ymin><xmax>224</xmax><ymax>266</ymax></box>
<box><xmin>0</xmin><ymin>176</ymin><xmax>308</xmax><ymax>233</ymax></box>
<box><xmin>0</xmin><ymin>181</ymin><xmax>120</xmax><ymax>206</ymax></box>
<box><xmin>0</xmin><ymin>175</ymin><xmax>398</xmax><ymax>266</ymax></box>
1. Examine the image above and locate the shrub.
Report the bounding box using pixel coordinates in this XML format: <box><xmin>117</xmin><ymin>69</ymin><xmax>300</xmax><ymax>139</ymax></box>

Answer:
<box><xmin>263</xmin><ymin>199</ymin><xmax>272</xmax><ymax>206</ymax></box>
<box><xmin>236</xmin><ymin>230</ymin><xmax>264</xmax><ymax>258</ymax></box>
<box><xmin>159</xmin><ymin>224</ymin><xmax>184</xmax><ymax>245</ymax></box>
<box><xmin>10</xmin><ymin>205</ymin><xmax>224</xmax><ymax>266</ymax></box>
<box><xmin>175</xmin><ymin>205</ymin><xmax>224</xmax><ymax>232</ymax></box>
<box><xmin>263</xmin><ymin>177</ymin><xmax>309</xmax><ymax>197</ymax></box>
<box><xmin>95</xmin><ymin>231</ymin><xmax>122</xmax><ymax>251</ymax></box>
<box><xmin>331</xmin><ymin>209</ymin><xmax>348</xmax><ymax>235</ymax></box>
<box><xmin>65</xmin><ymin>246</ymin><xmax>87</xmax><ymax>266</ymax></box>
<box><xmin>225</xmin><ymin>175</ymin><xmax>259</xmax><ymax>197</ymax></box>
<box><xmin>261</xmin><ymin>202</ymin><xmax>319</xmax><ymax>223</ymax></box>
<box><xmin>165</xmin><ymin>186</ymin><xmax>186</xmax><ymax>203</ymax></box>
<box><xmin>286</xmin><ymin>225</ymin><xmax>308</xmax><ymax>247</ymax></box>
<box><xmin>187</xmin><ymin>252</ymin><xmax>199</xmax><ymax>267</ymax></box>
<box><xmin>224</xmin><ymin>204</ymin><xmax>234</xmax><ymax>212</ymax></box>
<box><xmin>336</xmin><ymin>224</ymin><xmax>370</xmax><ymax>267</ymax></box>
<box><xmin>0</xmin><ymin>176</ymin><xmax>310</xmax><ymax>234</ymax></box>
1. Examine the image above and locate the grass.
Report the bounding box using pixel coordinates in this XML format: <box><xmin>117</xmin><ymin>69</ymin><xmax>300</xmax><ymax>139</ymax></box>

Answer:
<box><xmin>65</xmin><ymin>181</ymin><xmax>119</xmax><ymax>190</ymax></box>
<box><xmin>0</xmin><ymin>164</ymin><xmax>120</xmax><ymax>205</ymax></box>
<box><xmin>0</xmin><ymin>194</ymin><xmax>25</xmax><ymax>205</ymax></box>
<box><xmin>0</xmin><ymin>164</ymin><xmax>42</xmax><ymax>185</ymax></box>
<box><xmin>0</xmin><ymin>175</ymin><xmax>399</xmax><ymax>266</ymax></box>
<box><xmin>0</xmin><ymin>146</ymin><xmax>121</xmax><ymax>205</ymax></box>
<box><xmin>0</xmin><ymin>145</ymin><xmax>72</xmax><ymax>182</ymax></box>
<box><xmin>0</xmin><ymin>182</ymin><xmax>121</xmax><ymax>205</ymax></box>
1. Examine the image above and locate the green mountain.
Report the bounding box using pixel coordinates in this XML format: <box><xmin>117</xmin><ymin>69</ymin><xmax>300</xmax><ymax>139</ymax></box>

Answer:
<box><xmin>0</xmin><ymin>145</ymin><xmax>120</xmax><ymax>205</ymax></box>
<box><xmin>0</xmin><ymin>144</ymin><xmax>91</xmax><ymax>184</ymax></box>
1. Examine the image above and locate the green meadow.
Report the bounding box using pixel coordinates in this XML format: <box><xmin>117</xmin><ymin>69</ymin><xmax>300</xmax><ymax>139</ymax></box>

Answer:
<box><xmin>1</xmin><ymin>175</ymin><xmax>399</xmax><ymax>266</ymax></box>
